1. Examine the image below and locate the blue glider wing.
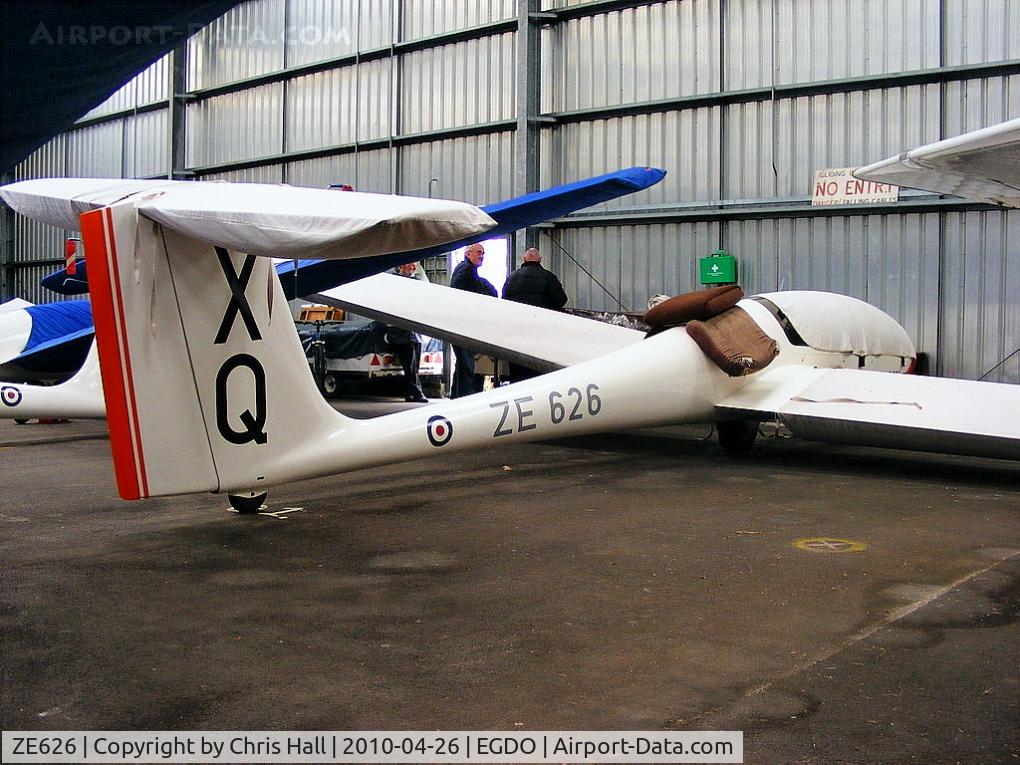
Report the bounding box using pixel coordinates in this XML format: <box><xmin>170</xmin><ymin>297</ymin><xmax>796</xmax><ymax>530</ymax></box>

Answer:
<box><xmin>274</xmin><ymin>166</ymin><xmax>666</xmax><ymax>298</ymax></box>
<box><xmin>41</xmin><ymin>167</ymin><xmax>666</xmax><ymax>298</ymax></box>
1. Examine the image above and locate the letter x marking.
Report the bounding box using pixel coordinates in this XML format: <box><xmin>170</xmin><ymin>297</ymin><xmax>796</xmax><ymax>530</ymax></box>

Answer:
<box><xmin>214</xmin><ymin>247</ymin><xmax>262</xmax><ymax>344</ymax></box>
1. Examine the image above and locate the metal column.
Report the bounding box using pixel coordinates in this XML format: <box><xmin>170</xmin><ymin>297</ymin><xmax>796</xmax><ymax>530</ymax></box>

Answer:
<box><xmin>514</xmin><ymin>0</ymin><xmax>544</xmax><ymax>264</ymax></box>
<box><xmin>170</xmin><ymin>42</ymin><xmax>190</xmax><ymax>179</ymax></box>
<box><xmin>389</xmin><ymin>0</ymin><xmax>404</xmax><ymax>194</ymax></box>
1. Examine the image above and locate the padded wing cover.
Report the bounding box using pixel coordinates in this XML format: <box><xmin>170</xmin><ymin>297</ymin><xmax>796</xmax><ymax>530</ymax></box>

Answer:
<box><xmin>644</xmin><ymin>285</ymin><xmax>744</xmax><ymax>327</ymax></box>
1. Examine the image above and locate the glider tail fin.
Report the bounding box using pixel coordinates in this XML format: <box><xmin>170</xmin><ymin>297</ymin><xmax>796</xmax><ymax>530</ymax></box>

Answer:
<box><xmin>82</xmin><ymin>202</ymin><xmax>346</xmax><ymax>500</ymax></box>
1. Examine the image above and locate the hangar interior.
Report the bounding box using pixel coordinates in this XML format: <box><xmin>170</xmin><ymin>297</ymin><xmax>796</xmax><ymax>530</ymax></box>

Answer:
<box><xmin>2</xmin><ymin>0</ymin><xmax>1018</xmax><ymax>383</ymax></box>
<box><xmin>2</xmin><ymin>3</ymin><xmax>1020</xmax><ymax>754</ymax></box>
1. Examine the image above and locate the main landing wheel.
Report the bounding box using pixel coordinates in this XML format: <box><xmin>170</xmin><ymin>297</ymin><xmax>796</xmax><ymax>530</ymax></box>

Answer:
<box><xmin>229</xmin><ymin>492</ymin><xmax>268</xmax><ymax>514</ymax></box>
<box><xmin>717</xmin><ymin>420</ymin><xmax>758</xmax><ymax>452</ymax></box>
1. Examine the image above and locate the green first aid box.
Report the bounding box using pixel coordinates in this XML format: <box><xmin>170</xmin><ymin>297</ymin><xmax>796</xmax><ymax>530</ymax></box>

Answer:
<box><xmin>699</xmin><ymin>250</ymin><xmax>737</xmax><ymax>284</ymax></box>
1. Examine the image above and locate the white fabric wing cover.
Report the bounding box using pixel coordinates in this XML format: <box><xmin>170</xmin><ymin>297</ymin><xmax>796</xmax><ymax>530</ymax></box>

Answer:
<box><xmin>0</xmin><ymin>178</ymin><xmax>180</xmax><ymax>230</ymax></box>
<box><xmin>0</xmin><ymin>178</ymin><xmax>496</xmax><ymax>260</ymax></box>
<box><xmin>137</xmin><ymin>183</ymin><xmax>496</xmax><ymax>260</ymax></box>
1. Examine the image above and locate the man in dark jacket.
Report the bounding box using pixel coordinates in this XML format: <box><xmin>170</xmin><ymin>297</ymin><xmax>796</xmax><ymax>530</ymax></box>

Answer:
<box><xmin>501</xmin><ymin>248</ymin><xmax>568</xmax><ymax>381</ymax></box>
<box><xmin>502</xmin><ymin>248</ymin><xmax>568</xmax><ymax>310</ymax></box>
<box><xmin>386</xmin><ymin>263</ymin><xmax>428</xmax><ymax>402</ymax></box>
<box><xmin>449</xmin><ymin>243</ymin><xmax>497</xmax><ymax>397</ymax></box>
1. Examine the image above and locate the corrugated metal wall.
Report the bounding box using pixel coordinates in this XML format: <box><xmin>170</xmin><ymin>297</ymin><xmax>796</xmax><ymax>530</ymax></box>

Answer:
<box><xmin>541</xmin><ymin>108</ymin><xmax>722</xmax><ymax>206</ymax></box>
<box><xmin>80</xmin><ymin>53</ymin><xmax>170</xmax><ymax>119</ymax></box>
<box><xmin>941</xmin><ymin>210</ymin><xmax>1020</xmax><ymax>383</ymax></box>
<box><xmin>401</xmin><ymin>34</ymin><xmax>515</xmax><ymax>133</ymax></box>
<box><xmin>537</xmin><ymin>0</ymin><xmax>1019</xmax><ymax>382</ymax></box>
<box><xmin>6</xmin><ymin>0</ymin><xmax>1019</xmax><ymax>382</ymax></box>
<box><xmin>542</xmin><ymin>221</ymin><xmax>722</xmax><ymax>314</ymax></box>
<box><xmin>724</xmin><ymin>0</ymin><xmax>940</xmax><ymax>87</ymax></box>
<box><xmin>541</xmin><ymin>2</ymin><xmax>722</xmax><ymax>111</ymax></box>
<box><xmin>187</xmin><ymin>83</ymin><xmax>285</xmax><ymax>167</ymax></box>
<box><xmin>286</xmin><ymin>61</ymin><xmax>394</xmax><ymax>149</ymax></box>
<box><xmin>287</xmin><ymin>151</ymin><xmax>392</xmax><ymax>191</ymax></box>
<box><xmin>403</xmin><ymin>0</ymin><xmax>515</xmax><ymax>40</ymax></box>
<box><xmin>11</xmin><ymin>135</ymin><xmax>68</xmax><ymax>297</ymax></box>
<box><xmin>400</xmin><ymin>132</ymin><xmax>514</xmax><ymax>203</ymax></box>
<box><xmin>187</xmin><ymin>0</ymin><xmax>286</xmax><ymax>89</ymax></box>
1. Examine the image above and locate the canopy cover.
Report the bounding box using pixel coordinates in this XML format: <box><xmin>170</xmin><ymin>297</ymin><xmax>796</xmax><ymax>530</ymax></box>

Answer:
<box><xmin>755</xmin><ymin>291</ymin><xmax>915</xmax><ymax>358</ymax></box>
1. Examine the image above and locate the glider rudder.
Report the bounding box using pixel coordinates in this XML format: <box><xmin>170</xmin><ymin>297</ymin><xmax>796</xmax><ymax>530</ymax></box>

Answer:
<box><xmin>83</xmin><ymin>202</ymin><xmax>347</xmax><ymax>500</ymax></box>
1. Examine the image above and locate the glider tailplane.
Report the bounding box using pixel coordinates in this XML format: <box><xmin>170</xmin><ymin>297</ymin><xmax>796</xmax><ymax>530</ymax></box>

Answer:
<box><xmin>81</xmin><ymin>202</ymin><xmax>346</xmax><ymax>500</ymax></box>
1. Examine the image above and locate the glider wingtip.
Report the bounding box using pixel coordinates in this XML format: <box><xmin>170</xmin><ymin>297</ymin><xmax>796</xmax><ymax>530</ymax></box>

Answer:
<box><xmin>618</xmin><ymin>166</ymin><xmax>668</xmax><ymax>188</ymax></box>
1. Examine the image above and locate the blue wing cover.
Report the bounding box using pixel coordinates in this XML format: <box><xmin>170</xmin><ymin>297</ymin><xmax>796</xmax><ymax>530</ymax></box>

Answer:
<box><xmin>0</xmin><ymin>303</ymin><xmax>94</xmax><ymax>381</ymax></box>
<box><xmin>24</xmin><ymin>301</ymin><xmax>93</xmax><ymax>349</ymax></box>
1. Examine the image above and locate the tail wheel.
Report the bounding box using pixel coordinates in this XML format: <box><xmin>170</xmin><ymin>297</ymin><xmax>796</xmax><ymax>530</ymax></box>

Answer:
<box><xmin>229</xmin><ymin>492</ymin><xmax>268</xmax><ymax>514</ymax></box>
<box><xmin>14</xmin><ymin>418</ymin><xmax>29</xmax><ymax>425</ymax></box>
<box><xmin>717</xmin><ymin>420</ymin><xmax>758</xmax><ymax>451</ymax></box>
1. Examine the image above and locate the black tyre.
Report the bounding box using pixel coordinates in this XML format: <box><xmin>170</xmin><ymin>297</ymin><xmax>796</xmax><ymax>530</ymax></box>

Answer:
<box><xmin>717</xmin><ymin>420</ymin><xmax>758</xmax><ymax>451</ymax></box>
<box><xmin>229</xmin><ymin>492</ymin><xmax>268</xmax><ymax>514</ymax></box>
<box><xmin>321</xmin><ymin>373</ymin><xmax>339</xmax><ymax>397</ymax></box>
<box><xmin>14</xmin><ymin>418</ymin><xmax>29</xmax><ymax>425</ymax></box>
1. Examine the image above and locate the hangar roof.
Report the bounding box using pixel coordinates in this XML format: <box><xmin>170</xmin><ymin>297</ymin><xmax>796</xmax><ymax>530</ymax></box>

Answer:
<box><xmin>1</xmin><ymin>1</ymin><xmax>239</xmax><ymax>173</ymax></box>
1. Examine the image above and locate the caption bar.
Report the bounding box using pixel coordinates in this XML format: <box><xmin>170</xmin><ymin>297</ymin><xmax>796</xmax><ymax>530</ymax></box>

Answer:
<box><xmin>2</xmin><ymin>731</ymin><xmax>742</xmax><ymax>763</ymax></box>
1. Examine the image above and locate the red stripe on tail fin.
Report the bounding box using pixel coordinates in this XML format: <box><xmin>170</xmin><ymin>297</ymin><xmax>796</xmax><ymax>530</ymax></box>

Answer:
<box><xmin>80</xmin><ymin>208</ymin><xmax>148</xmax><ymax>499</ymax></box>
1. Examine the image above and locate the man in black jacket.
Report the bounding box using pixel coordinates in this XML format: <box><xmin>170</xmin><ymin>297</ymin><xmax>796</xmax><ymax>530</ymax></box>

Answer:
<box><xmin>502</xmin><ymin>248</ymin><xmax>568</xmax><ymax>310</ymax></box>
<box><xmin>449</xmin><ymin>243</ymin><xmax>497</xmax><ymax>397</ymax></box>
<box><xmin>386</xmin><ymin>263</ymin><xmax>428</xmax><ymax>402</ymax></box>
<box><xmin>502</xmin><ymin>248</ymin><xmax>568</xmax><ymax>381</ymax></box>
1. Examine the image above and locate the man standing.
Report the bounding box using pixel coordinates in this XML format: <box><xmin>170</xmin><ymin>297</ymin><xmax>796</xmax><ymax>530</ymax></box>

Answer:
<box><xmin>501</xmin><ymin>247</ymin><xmax>568</xmax><ymax>381</ymax></box>
<box><xmin>502</xmin><ymin>248</ymin><xmax>568</xmax><ymax>310</ymax></box>
<box><xmin>386</xmin><ymin>262</ymin><xmax>428</xmax><ymax>403</ymax></box>
<box><xmin>449</xmin><ymin>243</ymin><xmax>497</xmax><ymax>397</ymax></box>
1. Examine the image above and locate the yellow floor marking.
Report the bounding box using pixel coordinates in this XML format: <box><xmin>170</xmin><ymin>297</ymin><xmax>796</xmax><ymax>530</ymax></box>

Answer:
<box><xmin>793</xmin><ymin>537</ymin><xmax>868</xmax><ymax>553</ymax></box>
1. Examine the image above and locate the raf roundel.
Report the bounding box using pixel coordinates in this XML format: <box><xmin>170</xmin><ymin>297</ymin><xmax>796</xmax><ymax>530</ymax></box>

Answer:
<box><xmin>426</xmin><ymin>415</ymin><xmax>453</xmax><ymax>447</ymax></box>
<box><xmin>1</xmin><ymin>385</ymin><xmax>23</xmax><ymax>407</ymax></box>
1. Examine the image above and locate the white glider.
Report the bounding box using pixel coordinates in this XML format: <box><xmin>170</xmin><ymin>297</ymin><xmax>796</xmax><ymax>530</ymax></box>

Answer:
<box><xmin>1</xmin><ymin>149</ymin><xmax>1017</xmax><ymax>511</ymax></box>
<box><xmin>0</xmin><ymin>343</ymin><xmax>105</xmax><ymax>420</ymax></box>
<box><xmin>0</xmin><ymin>298</ymin><xmax>102</xmax><ymax>421</ymax></box>
<box><xmin>320</xmin><ymin>274</ymin><xmax>1019</xmax><ymax>461</ymax></box>
<box><xmin>0</xmin><ymin>299</ymin><xmax>35</xmax><ymax>365</ymax></box>
<box><xmin>1</xmin><ymin>178</ymin><xmax>494</xmax><ymax>260</ymax></box>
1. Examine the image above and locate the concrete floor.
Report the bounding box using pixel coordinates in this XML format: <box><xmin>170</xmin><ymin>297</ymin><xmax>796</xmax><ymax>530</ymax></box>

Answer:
<box><xmin>1</xmin><ymin>401</ymin><xmax>1017</xmax><ymax>763</ymax></box>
